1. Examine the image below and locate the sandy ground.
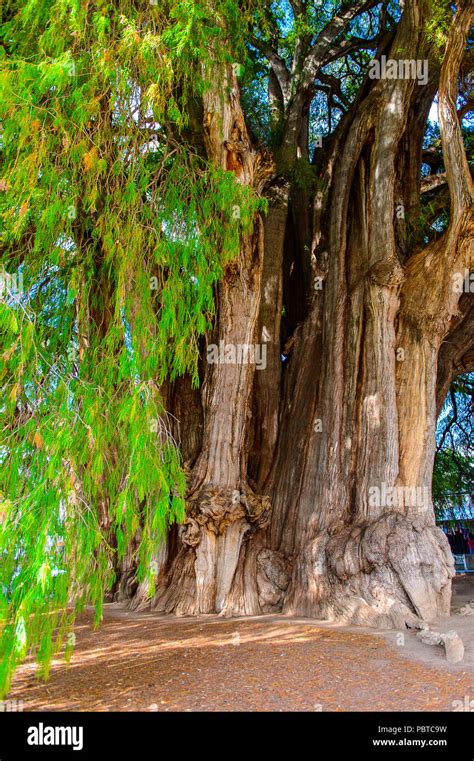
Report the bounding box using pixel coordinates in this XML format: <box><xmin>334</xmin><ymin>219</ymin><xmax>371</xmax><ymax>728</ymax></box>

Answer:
<box><xmin>377</xmin><ymin>575</ymin><xmax>474</xmax><ymax>674</ymax></box>
<box><xmin>7</xmin><ymin>576</ymin><xmax>473</xmax><ymax>712</ymax></box>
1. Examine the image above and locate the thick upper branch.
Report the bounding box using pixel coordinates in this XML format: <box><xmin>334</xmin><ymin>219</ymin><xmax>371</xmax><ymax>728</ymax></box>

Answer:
<box><xmin>438</xmin><ymin>0</ymin><xmax>474</xmax><ymax>221</ymax></box>
<box><xmin>249</xmin><ymin>36</ymin><xmax>291</xmax><ymax>106</ymax></box>
<box><xmin>301</xmin><ymin>0</ymin><xmax>381</xmax><ymax>89</ymax></box>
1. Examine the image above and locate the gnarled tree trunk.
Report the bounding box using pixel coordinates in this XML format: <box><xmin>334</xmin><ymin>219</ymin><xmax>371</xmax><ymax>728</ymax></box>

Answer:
<box><xmin>130</xmin><ymin>0</ymin><xmax>473</xmax><ymax>628</ymax></box>
<box><xmin>147</xmin><ymin>66</ymin><xmax>273</xmax><ymax>616</ymax></box>
<box><xmin>269</xmin><ymin>0</ymin><xmax>472</xmax><ymax>628</ymax></box>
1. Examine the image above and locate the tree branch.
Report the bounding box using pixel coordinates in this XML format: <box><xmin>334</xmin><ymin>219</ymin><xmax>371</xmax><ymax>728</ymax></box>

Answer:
<box><xmin>301</xmin><ymin>0</ymin><xmax>381</xmax><ymax>89</ymax></box>
<box><xmin>438</xmin><ymin>0</ymin><xmax>474</xmax><ymax>222</ymax></box>
<box><xmin>458</xmin><ymin>98</ymin><xmax>474</xmax><ymax>120</ymax></box>
<box><xmin>249</xmin><ymin>36</ymin><xmax>291</xmax><ymax>106</ymax></box>
<box><xmin>421</xmin><ymin>147</ymin><xmax>443</xmax><ymax>171</ymax></box>
<box><xmin>317</xmin><ymin>71</ymin><xmax>351</xmax><ymax>110</ymax></box>
<box><xmin>288</xmin><ymin>0</ymin><xmax>304</xmax><ymax>18</ymax></box>
<box><xmin>323</xmin><ymin>34</ymin><xmax>381</xmax><ymax>66</ymax></box>
<box><xmin>420</xmin><ymin>172</ymin><xmax>447</xmax><ymax>194</ymax></box>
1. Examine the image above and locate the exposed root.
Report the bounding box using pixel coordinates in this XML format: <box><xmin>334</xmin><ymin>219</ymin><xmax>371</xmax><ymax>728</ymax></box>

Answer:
<box><xmin>284</xmin><ymin>512</ymin><xmax>454</xmax><ymax>628</ymax></box>
<box><xmin>147</xmin><ymin>486</ymin><xmax>272</xmax><ymax>616</ymax></box>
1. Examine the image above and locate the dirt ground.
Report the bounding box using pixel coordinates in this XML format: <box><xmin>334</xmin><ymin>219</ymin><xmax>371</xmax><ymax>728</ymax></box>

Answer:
<box><xmin>7</xmin><ymin>576</ymin><xmax>474</xmax><ymax>712</ymax></box>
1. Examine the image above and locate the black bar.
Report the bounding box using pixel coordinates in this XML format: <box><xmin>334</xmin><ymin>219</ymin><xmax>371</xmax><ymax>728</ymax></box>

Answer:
<box><xmin>0</xmin><ymin>711</ymin><xmax>469</xmax><ymax>759</ymax></box>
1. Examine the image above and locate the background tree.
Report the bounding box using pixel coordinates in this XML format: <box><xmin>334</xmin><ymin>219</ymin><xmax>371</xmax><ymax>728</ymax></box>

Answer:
<box><xmin>433</xmin><ymin>373</ymin><xmax>473</xmax><ymax>518</ymax></box>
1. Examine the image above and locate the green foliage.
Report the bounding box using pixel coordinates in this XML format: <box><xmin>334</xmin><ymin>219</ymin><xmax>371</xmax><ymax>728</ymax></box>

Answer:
<box><xmin>0</xmin><ymin>0</ymin><xmax>261</xmax><ymax>696</ymax></box>
<box><xmin>434</xmin><ymin>374</ymin><xmax>473</xmax><ymax>519</ymax></box>
<box><xmin>425</xmin><ymin>0</ymin><xmax>452</xmax><ymax>54</ymax></box>
<box><xmin>292</xmin><ymin>157</ymin><xmax>320</xmax><ymax>190</ymax></box>
<box><xmin>433</xmin><ymin>449</ymin><xmax>474</xmax><ymax>519</ymax></box>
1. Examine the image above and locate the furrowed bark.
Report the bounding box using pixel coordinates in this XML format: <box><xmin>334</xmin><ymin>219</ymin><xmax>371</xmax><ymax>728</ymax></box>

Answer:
<box><xmin>150</xmin><ymin>66</ymin><xmax>271</xmax><ymax>616</ymax></box>
<box><xmin>270</xmin><ymin>0</ymin><xmax>469</xmax><ymax>628</ymax></box>
<box><xmin>132</xmin><ymin>1</ymin><xmax>473</xmax><ymax>628</ymax></box>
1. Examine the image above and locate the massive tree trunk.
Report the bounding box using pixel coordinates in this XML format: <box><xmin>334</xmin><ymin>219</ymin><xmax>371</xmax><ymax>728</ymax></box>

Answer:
<box><xmin>129</xmin><ymin>1</ymin><xmax>473</xmax><ymax>627</ymax></box>
<box><xmin>147</xmin><ymin>66</ymin><xmax>273</xmax><ymax>616</ymax></box>
<box><xmin>270</xmin><ymin>0</ymin><xmax>472</xmax><ymax>628</ymax></box>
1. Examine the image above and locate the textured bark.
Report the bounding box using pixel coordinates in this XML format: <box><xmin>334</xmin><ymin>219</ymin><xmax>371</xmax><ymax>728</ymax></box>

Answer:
<box><xmin>267</xmin><ymin>0</ymin><xmax>471</xmax><ymax>628</ymax></box>
<box><xmin>147</xmin><ymin>66</ymin><xmax>272</xmax><ymax>616</ymax></box>
<box><xmin>250</xmin><ymin>182</ymin><xmax>288</xmax><ymax>489</ymax></box>
<box><xmin>129</xmin><ymin>2</ymin><xmax>473</xmax><ymax>628</ymax></box>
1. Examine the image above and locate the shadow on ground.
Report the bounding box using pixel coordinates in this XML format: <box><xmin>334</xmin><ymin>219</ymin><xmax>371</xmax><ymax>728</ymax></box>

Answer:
<box><xmin>7</xmin><ymin>577</ymin><xmax>474</xmax><ymax>712</ymax></box>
